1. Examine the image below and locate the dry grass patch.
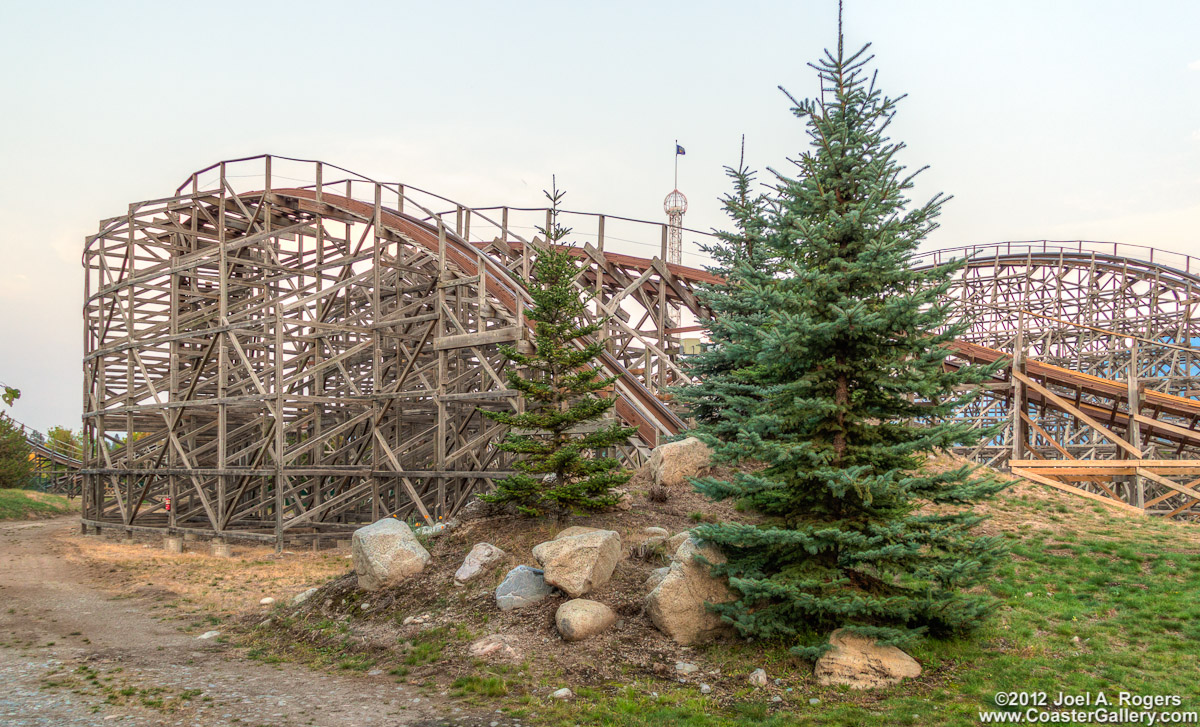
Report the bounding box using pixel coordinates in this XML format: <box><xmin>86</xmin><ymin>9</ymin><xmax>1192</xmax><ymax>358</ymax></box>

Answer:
<box><xmin>59</xmin><ymin>533</ymin><xmax>348</xmax><ymax>617</ymax></box>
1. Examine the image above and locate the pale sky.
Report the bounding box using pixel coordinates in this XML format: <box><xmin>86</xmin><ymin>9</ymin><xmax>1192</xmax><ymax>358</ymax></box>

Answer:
<box><xmin>1</xmin><ymin>0</ymin><xmax>1198</xmax><ymax>433</ymax></box>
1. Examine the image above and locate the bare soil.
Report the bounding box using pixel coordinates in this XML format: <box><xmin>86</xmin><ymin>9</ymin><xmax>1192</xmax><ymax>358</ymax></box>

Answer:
<box><xmin>7</xmin><ymin>456</ymin><xmax>1178</xmax><ymax>726</ymax></box>
<box><xmin>242</xmin><ymin>473</ymin><xmax>763</xmax><ymax>701</ymax></box>
<box><xmin>0</xmin><ymin>518</ymin><xmax>524</xmax><ymax>726</ymax></box>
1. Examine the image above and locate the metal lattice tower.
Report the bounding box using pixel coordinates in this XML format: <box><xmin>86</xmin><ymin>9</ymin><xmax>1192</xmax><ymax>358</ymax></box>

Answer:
<box><xmin>662</xmin><ymin>190</ymin><xmax>687</xmax><ymax>331</ymax></box>
<box><xmin>663</xmin><ymin>189</ymin><xmax>686</xmax><ymax>266</ymax></box>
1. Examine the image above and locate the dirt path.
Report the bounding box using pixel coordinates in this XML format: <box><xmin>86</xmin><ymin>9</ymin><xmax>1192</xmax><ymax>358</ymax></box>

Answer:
<box><xmin>0</xmin><ymin>518</ymin><xmax>519</xmax><ymax>727</ymax></box>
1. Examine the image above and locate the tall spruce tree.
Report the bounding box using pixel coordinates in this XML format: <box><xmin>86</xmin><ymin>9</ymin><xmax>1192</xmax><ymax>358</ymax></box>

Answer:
<box><xmin>686</xmin><ymin>25</ymin><xmax>1007</xmax><ymax>657</ymax></box>
<box><xmin>478</xmin><ymin>182</ymin><xmax>637</xmax><ymax>518</ymax></box>
<box><xmin>673</xmin><ymin>139</ymin><xmax>776</xmax><ymax>442</ymax></box>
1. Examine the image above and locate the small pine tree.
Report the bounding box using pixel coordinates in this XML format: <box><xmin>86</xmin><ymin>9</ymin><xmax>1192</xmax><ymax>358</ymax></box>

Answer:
<box><xmin>478</xmin><ymin>181</ymin><xmax>637</xmax><ymax>518</ymax></box>
<box><xmin>685</xmin><ymin>26</ymin><xmax>1007</xmax><ymax>658</ymax></box>
<box><xmin>674</xmin><ymin>138</ymin><xmax>775</xmax><ymax>444</ymax></box>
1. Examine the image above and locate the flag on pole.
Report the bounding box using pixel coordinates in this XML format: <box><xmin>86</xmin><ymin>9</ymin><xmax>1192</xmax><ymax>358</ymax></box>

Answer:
<box><xmin>676</xmin><ymin>144</ymin><xmax>686</xmax><ymax>156</ymax></box>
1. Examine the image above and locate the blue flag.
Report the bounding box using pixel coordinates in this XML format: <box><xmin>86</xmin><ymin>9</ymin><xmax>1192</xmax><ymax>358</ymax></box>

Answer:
<box><xmin>676</xmin><ymin>144</ymin><xmax>686</xmax><ymax>156</ymax></box>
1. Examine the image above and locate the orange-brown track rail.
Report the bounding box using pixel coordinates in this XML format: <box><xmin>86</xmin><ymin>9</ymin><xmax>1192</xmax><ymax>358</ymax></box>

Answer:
<box><xmin>80</xmin><ymin>157</ymin><xmax>1200</xmax><ymax>544</ymax></box>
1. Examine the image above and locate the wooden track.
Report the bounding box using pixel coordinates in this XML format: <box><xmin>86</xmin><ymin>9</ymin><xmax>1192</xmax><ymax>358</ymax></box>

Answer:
<box><xmin>10</xmin><ymin>418</ymin><xmax>82</xmax><ymax>496</ymax></box>
<box><xmin>79</xmin><ymin>156</ymin><xmax>1200</xmax><ymax>542</ymax></box>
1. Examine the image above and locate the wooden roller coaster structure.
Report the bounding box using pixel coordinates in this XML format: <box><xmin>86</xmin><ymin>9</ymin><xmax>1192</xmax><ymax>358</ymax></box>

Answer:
<box><xmin>80</xmin><ymin>156</ymin><xmax>1200</xmax><ymax>544</ymax></box>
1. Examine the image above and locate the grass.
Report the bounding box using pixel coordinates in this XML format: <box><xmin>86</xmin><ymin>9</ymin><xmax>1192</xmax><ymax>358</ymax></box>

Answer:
<box><xmin>60</xmin><ymin>533</ymin><xmax>347</xmax><ymax>618</ymax></box>
<box><xmin>401</xmin><ymin>626</ymin><xmax>451</xmax><ymax>666</ymax></box>
<box><xmin>37</xmin><ymin>664</ymin><xmax>202</xmax><ymax>716</ymax></box>
<box><xmin>63</xmin><ymin>472</ymin><xmax>1200</xmax><ymax>726</ymax></box>
<box><xmin>0</xmin><ymin>488</ymin><xmax>76</xmax><ymax>520</ymax></box>
<box><xmin>531</xmin><ymin>486</ymin><xmax>1200</xmax><ymax>726</ymax></box>
<box><xmin>452</xmin><ymin>675</ymin><xmax>510</xmax><ymax>698</ymax></box>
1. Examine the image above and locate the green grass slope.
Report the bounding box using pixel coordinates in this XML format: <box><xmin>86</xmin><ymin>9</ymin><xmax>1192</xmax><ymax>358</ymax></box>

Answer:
<box><xmin>233</xmin><ymin>472</ymin><xmax>1199</xmax><ymax>727</ymax></box>
<box><xmin>0</xmin><ymin>488</ymin><xmax>77</xmax><ymax>521</ymax></box>
<box><xmin>535</xmin><ymin>482</ymin><xmax>1200</xmax><ymax>726</ymax></box>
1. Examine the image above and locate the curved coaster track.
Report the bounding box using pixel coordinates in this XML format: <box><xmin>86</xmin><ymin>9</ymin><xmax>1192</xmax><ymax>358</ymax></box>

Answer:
<box><xmin>79</xmin><ymin>156</ymin><xmax>1200</xmax><ymax>544</ymax></box>
<box><xmin>9</xmin><ymin>418</ymin><xmax>83</xmax><ymax>496</ymax></box>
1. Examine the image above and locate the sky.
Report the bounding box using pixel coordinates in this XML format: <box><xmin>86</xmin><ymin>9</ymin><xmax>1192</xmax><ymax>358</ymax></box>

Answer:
<box><xmin>1</xmin><ymin>0</ymin><xmax>1198</xmax><ymax>433</ymax></box>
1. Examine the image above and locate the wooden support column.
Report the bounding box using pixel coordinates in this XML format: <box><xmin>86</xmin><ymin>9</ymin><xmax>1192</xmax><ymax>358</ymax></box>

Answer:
<box><xmin>1010</xmin><ymin>312</ymin><xmax>1027</xmax><ymax>462</ymax></box>
<box><xmin>1127</xmin><ymin>339</ymin><xmax>1144</xmax><ymax>508</ymax></box>
<box><xmin>371</xmin><ymin>183</ymin><xmax>383</xmax><ymax>523</ymax></box>
<box><xmin>168</xmin><ymin>232</ymin><xmax>180</xmax><ymax>531</ymax></box>
<box><xmin>596</xmin><ymin>215</ymin><xmax>609</xmax><ymax>351</ymax></box>
<box><xmin>435</xmin><ymin>221</ymin><xmax>449</xmax><ymax>523</ymax></box>
<box><xmin>214</xmin><ymin>162</ymin><xmax>230</xmax><ymax>534</ymax></box>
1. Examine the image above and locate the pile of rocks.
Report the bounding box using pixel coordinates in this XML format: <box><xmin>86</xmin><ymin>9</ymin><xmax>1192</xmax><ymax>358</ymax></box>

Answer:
<box><xmin>323</xmin><ymin>436</ymin><xmax>921</xmax><ymax>691</ymax></box>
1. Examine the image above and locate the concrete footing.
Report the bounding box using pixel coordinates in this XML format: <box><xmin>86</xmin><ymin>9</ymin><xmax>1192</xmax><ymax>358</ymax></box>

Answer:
<box><xmin>211</xmin><ymin>540</ymin><xmax>232</xmax><ymax>558</ymax></box>
<box><xmin>164</xmin><ymin>536</ymin><xmax>184</xmax><ymax>554</ymax></box>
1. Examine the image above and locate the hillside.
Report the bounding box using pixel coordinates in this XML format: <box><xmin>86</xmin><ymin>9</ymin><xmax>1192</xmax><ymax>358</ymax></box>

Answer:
<box><xmin>0</xmin><ymin>488</ymin><xmax>76</xmax><ymax>521</ymax></box>
<box><xmin>62</xmin><ymin>461</ymin><xmax>1200</xmax><ymax>726</ymax></box>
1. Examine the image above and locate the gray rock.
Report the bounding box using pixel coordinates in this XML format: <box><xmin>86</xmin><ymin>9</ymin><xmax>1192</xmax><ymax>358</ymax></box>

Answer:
<box><xmin>532</xmin><ymin>529</ymin><xmax>621</xmax><ymax>598</ymax></box>
<box><xmin>495</xmin><ymin>565</ymin><xmax>554</xmax><ymax>611</ymax></box>
<box><xmin>555</xmin><ymin>599</ymin><xmax>617</xmax><ymax>642</ymax></box>
<box><xmin>455</xmin><ymin>542</ymin><xmax>506</xmax><ymax>584</ymax></box>
<box><xmin>290</xmin><ymin>587</ymin><xmax>318</xmax><ymax>606</ymax></box>
<box><xmin>197</xmin><ymin>630</ymin><xmax>220</xmax><ymax>640</ymax></box>
<box><xmin>351</xmin><ymin>518</ymin><xmax>432</xmax><ymax>591</ymax></box>
<box><xmin>550</xmin><ymin>687</ymin><xmax>573</xmax><ymax>700</ymax></box>
<box><xmin>748</xmin><ymin>668</ymin><xmax>768</xmax><ymax>688</ymax></box>
<box><xmin>643</xmin><ymin>526</ymin><xmax>669</xmax><ymax>538</ymax></box>
<box><xmin>415</xmin><ymin>519</ymin><xmax>459</xmax><ymax>538</ymax></box>
<box><xmin>456</xmin><ymin>497</ymin><xmax>493</xmax><ymax>521</ymax></box>
<box><xmin>699</xmin><ymin>683</ymin><xmax>712</xmax><ymax>694</ymax></box>
<box><xmin>675</xmin><ymin>662</ymin><xmax>699</xmax><ymax>674</ymax></box>
<box><xmin>258</xmin><ymin>597</ymin><xmax>275</xmax><ymax>606</ymax></box>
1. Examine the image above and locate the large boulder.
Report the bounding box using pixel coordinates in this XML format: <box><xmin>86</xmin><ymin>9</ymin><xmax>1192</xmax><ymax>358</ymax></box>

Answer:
<box><xmin>532</xmin><ymin>529</ymin><xmax>622</xmax><ymax>598</ymax></box>
<box><xmin>351</xmin><ymin>518</ymin><xmax>431</xmax><ymax>591</ymax></box>
<box><xmin>642</xmin><ymin>437</ymin><xmax>712</xmax><ymax>488</ymax></box>
<box><xmin>495</xmin><ymin>565</ymin><xmax>555</xmax><ymax>611</ymax></box>
<box><xmin>644</xmin><ymin>566</ymin><xmax>670</xmax><ymax>592</ymax></box>
<box><xmin>814</xmin><ymin>629</ymin><xmax>922</xmax><ymax>689</ymax></box>
<box><xmin>644</xmin><ymin>537</ymin><xmax>734</xmax><ymax>645</ymax></box>
<box><xmin>554</xmin><ymin>526</ymin><xmax>601</xmax><ymax>540</ymax></box>
<box><xmin>555</xmin><ymin>599</ymin><xmax>618</xmax><ymax>642</ymax></box>
<box><xmin>454</xmin><ymin>542</ymin><xmax>506</xmax><ymax>584</ymax></box>
<box><xmin>666</xmin><ymin>531</ymin><xmax>691</xmax><ymax>555</ymax></box>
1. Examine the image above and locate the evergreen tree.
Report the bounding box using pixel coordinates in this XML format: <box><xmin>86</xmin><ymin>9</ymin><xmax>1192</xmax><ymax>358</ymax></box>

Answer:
<box><xmin>479</xmin><ymin>182</ymin><xmax>637</xmax><ymax>517</ymax></box>
<box><xmin>686</xmin><ymin>25</ymin><xmax>1007</xmax><ymax>657</ymax></box>
<box><xmin>673</xmin><ymin>138</ymin><xmax>776</xmax><ymax>442</ymax></box>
